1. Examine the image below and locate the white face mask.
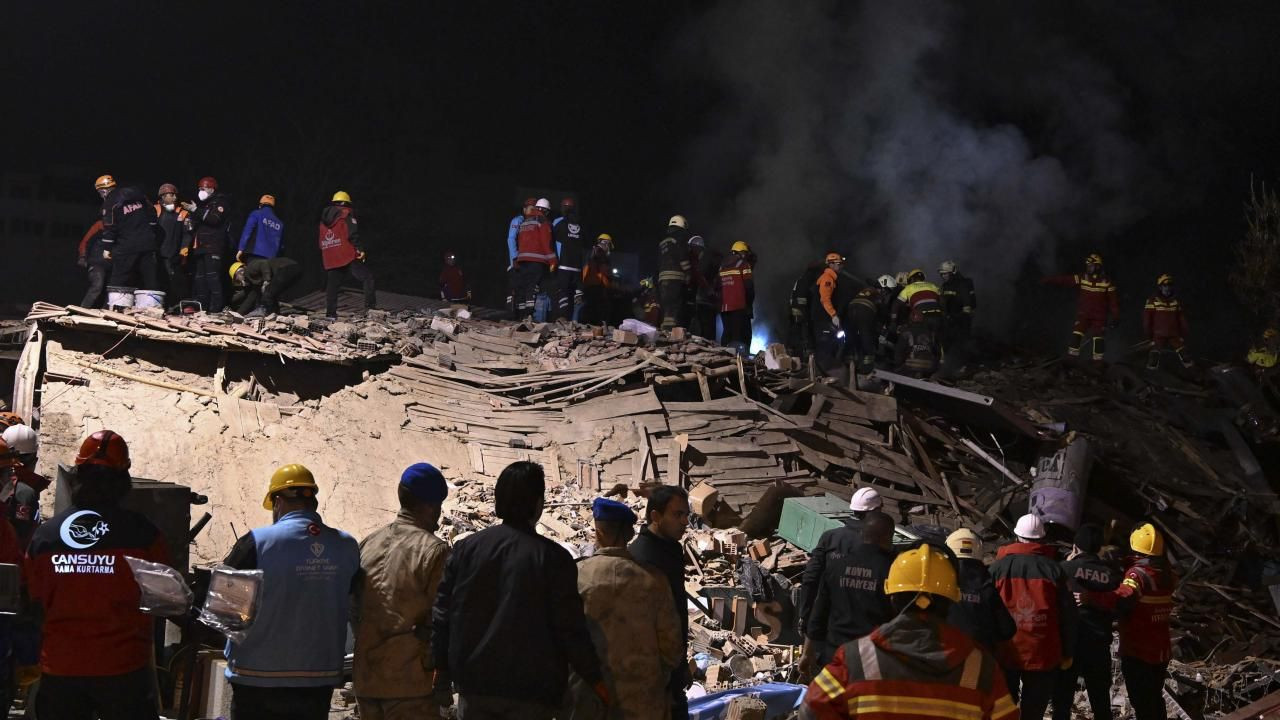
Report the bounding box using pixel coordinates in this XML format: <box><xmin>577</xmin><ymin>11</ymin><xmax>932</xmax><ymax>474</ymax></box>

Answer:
<box><xmin>198</xmin><ymin>189</ymin><xmax>211</xmax><ymax>201</ymax></box>
<box><xmin>163</xmin><ymin>203</ymin><xmax>176</xmax><ymax>212</ymax></box>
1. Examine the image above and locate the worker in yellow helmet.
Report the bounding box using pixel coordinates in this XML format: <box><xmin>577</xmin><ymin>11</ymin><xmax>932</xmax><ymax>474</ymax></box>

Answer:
<box><xmin>805</xmin><ymin>543</ymin><xmax>1018</xmax><ymax>720</ymax></box>
<box><xmin>319</xmin><ymin>191</ymin><xmax>375</xmax><ymax>319</ymax></box>
<box><xmin>223</xmin><ymin>464</ymin><xmax>360</xmax><ymax>718</ymax></box>
<box><xmin>1247</xmin><ymin>328</ymin><xmax>1278</xmax><ymax>377</ymax></box>
<box><xmin>717</xmin><ymin>241</ymin><xmax>755</xmax><ymax>354</ymax></box>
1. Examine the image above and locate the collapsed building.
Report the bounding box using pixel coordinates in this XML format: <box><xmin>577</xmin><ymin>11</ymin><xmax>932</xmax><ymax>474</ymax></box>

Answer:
<box><xmin>8</xmin><ymin>288</ymin><xmax>1280</xmax><ymax>719</ymax></box>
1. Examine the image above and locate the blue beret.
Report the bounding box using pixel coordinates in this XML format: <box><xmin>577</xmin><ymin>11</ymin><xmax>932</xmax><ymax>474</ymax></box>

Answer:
<box><xmin>400</xmin><ymin>463</ymin><xmax>448</xmax><ymax>505</ymax></box>
<box><xmin>592</xmin><ymin>497</ymin><xmax>637</xmax><ymax>525</ymax></box>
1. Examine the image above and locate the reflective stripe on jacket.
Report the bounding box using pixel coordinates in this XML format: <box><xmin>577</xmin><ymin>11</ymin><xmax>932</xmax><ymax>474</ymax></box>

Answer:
<box><xmin>1143</xmin><ymin>295</ymin><xmax>1188</xmax><ymax>339</ymax></box>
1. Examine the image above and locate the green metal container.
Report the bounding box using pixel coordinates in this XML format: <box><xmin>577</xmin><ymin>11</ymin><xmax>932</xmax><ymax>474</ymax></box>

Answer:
<box><xmin>777</xmin><ymin>494</ymin><xmax>856</xmax><ymax>552</ymax></box>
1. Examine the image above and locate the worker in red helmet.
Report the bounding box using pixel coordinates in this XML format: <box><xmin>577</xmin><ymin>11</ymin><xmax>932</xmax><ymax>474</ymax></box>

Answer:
<box><xmin>439</xmin><ymin>251</ymin><xmax>471</xmax><ymax>304</ymax></box>
<box><xmin>180</xmin><ymin>176</ymin><xmax>232</xmax><ymax>312</ymax></box>
<box><xmin>25</xmin><ymin>431</ymin><xmax>169</xmax><ymax>720</ymax></box>
<box><xmin>154</xmin><ymin>183</ymin><xmax>192</xmax><ymax>307</ymax></box>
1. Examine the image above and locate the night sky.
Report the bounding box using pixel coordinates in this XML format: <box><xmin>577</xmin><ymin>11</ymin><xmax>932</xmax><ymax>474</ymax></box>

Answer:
<box><xmin>8</xmin><ymin>1</ymin><xmax>1280</xmax><ymax>357</ymax></box>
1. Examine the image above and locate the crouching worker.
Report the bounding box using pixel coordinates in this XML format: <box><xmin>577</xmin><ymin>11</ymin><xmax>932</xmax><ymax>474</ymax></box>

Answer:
<box><xmin>230</xmin><ymin>257</ymin><xmax>302</xmax><ymax>316</ymax></box>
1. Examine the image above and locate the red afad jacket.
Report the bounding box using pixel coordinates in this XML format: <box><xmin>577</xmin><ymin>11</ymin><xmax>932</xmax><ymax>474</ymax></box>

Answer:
<box><xmin>990</xmin><ymin>542</ymin><xmax>1077</xmax><ymax>670</ymax></box>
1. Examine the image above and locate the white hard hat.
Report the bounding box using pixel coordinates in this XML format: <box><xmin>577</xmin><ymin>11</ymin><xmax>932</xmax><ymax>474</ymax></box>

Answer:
<box><xmin>668</xmin><ymin>214</ymin><xmax>688</xmax><ymax>229</ymax></box>
<box><xmin>946</xmin><ymin>528</ymin><xmax>981</xmax><ymax>558</ymax></box>
<box><xmin>2</xmin><ymin>425</ymin><xmax>37</xmax><ymax>455</ymax></box>
<box><xmin>535</xmin><ymin>198</ymin><xmax>552</xmax><ymax>211</ymax></box>
<box><xmin>877</xmin><ymin>274</ymin><xmax>897</xmax><ymax>289</ymax></box>
<box><xmin>1014</xmin><ymin>513</ymin><xmax>1046</xmax><ymax>540</ymax></box>
<box><xmin>688</xmin><ymin>235</ymin><xmax>705</xmax><ymax>247</ymax></box>
<box><xmin>939</xmin><ymin>260</ymin><xmax>957</xmax><ymax>275</ymax></box>
<box><xmin>850</xmin><ymin>487</ymin><xmax>883</xmax><ymax>512</ymax></box>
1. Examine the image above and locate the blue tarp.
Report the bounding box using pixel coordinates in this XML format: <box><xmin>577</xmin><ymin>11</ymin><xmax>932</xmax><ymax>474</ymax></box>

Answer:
<box><xmin>688</xmin><ymin>682</ymin><xmax>807</xmax><ymax>720</ymax></box>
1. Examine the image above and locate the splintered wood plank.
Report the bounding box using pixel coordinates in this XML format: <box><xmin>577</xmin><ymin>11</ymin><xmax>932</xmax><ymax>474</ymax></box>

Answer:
<box><xmin>469</xmin><ymin>444</ymin><xmax>486</xmax><ymax>474</ymax></box>
<box><xmin>563</xmin><ymin>386</ymin><xmax>663</xmax><ymax>423</ymax></box>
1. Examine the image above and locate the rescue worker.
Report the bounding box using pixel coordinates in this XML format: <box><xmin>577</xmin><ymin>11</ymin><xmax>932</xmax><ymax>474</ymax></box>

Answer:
<box><xmin>319</xmin><ymin>190</ymin><xmax>376</xmax><ymax>319</ymax></box>
<box><xmin>944</xmin><ymin>528</ymin><xmax>1016</xmax><ymax>652</ymax></box>
<box><xmin>431</xmin><ymin>461</ymin><xmax>604</xmax><ymax>719</ymax></box>
<box><xmin>874</xmin><ymin>274</ymin><xmax>899</xmax><ymax>359</ymax></box>
<box><xmin>1095</xmin><ymin>523</ymin><xmax>1177</xmax><ymax>720</ymax></box>
<box><xmin>789</xmin><ymin>262</ymin><xmax>825</xmax><ymax>359</ymax></box>
<box><xmin>1248</xmin><ymin>328</ymin><xmax>1279</xmax><ymax>377</ymax></box>
<box><xmin>0</xmin><ymin>441</ymin><xmax>27</xmax><ymax>714</ymax></box>
<box><xmin>511</xmin><ymin>198</ymin><xmax>557</xmax><ymax>320</ymax></box>
<box><xmin>1143</xmin><ymin>274</ymin><xmax>1193</xmax><ymax>370</ymax></box>
<box><xmin>98</xmin><ymin>174</ymin><xmax>161</xmax><ymax>294</ymax></box>
<box><xmin>846</xmin><ymin>285</ymin><xmax>882</xmax><ymax>373</ymax></box>
<box><xmin>0</xmin><ymin>414</ymin><xmax>21</xmax><ymax>431</ymax></box>
<box><xmin>799</xmin><ymin>486</ymin><xmax>883</xmax><ymax>675</ymax></box>
<box><xmin>26</xmin><ymin>431</ymin><xmax>169</xmax><ymax>720</ymax></box>
<box><xmin>552</xmin><ymin>197</ymin><xmax>585</xmax><ymax>321</ymax></box>
<box><xmin>636</xmin><ymin>278</ymin><xmax>661</xmax><ymax>327</ymax></box>
<box><xmin>717</xmin><ymin>241</ymin><xmax>755</xmax><ymax>353</ymax></box>
<box><xmin>804</xmin><ymin>543</ymin><xmax>1018</xmax><ymax>720</ymax></box>
<box><xmin>155</xmin><ymin>183</ymin><xmax>192</xmax><ymax>305</ymax></box>
<box><xmin>629</xmin><ymin>485</ymin><xmax>691</xmax><ymax>720</ymax></box>
<box><xmin>229</xmin><ymin>256</ymin><xmax>302</xmax><ymax>316</ymax></box>
<box><xmin>224</xmin><ymin>464</ymin><xmax>360</xmax><ymax>720</ymax></box>
<box><xmin>581</xmin><ymin>234</ymin><xmax>614</xmax><ymax>325</ymax></box>
<box><xmin>506</xmin><ymin>198</ymin><xmax>537</xmax><ymax>315</ymax></box>
<box><xmin>1042</xmin><ymin>253</ymin><xmax>1120</xmax><ymax>362</ymax></box>
<box><xmin>439</xmin><ymin>251</ymin><xmax>471</xmax><ymax>304</ymax></box>
<box><xmin>353</xmin><ymin>464</ymin><xmax>451</xmax><ymax>720</ymax></box>
<box><xmin>813</xmin><ymin>252</ymin><xmax>846</xmax><ymax>374</ymax></box>
<box><xmin>237</xmin><ymin>194</ymin><xmax>284</xmax><ymax>264</ymax></box>
<box><xmin>571</xmin><ymin>498</ymin><xmax>682</xmax><ymax>720</ymax></box>
<box><xmin>182</xmin><ymin>176</ymin><xmax>232</xmax><ymax>313</ymax></box>
<box><xmin>803</xmin><ymin>511</ymin><xmax>896</xmax><ymax>670</ymax></box>
<box><xmin>990</xmin><ymin>514</ymin><xmax>1077</xmax><ymax>720</ymax></box>
<box><xmin>939</xmin><ymin>260</ymin><xmax>977</xmax><ymax>359</ymax></box>
<box><xmin>657</xmin><ymin>215</ymin><xmax>691</xmax><ymax>331</ymax></box>
<box><xmin>894</xmin><ymin>269</ymin><xmax>945</xmax><ymax>376</ymax></box>
<box><xmin>1052</xmin><ymin>524</ymin><xmax>1119</xmax><ymax>720</ymax></box>
<box><xmin>2</xmin><ymin>424</ymin><xmax>47</xmax><ymax>548</ymax></box>
<box><xmin>76</xmin><ymin>218</ymin><xmax>109</xmax><ymax>308</ymax></box>
<box><xmin>689</xmin><ymin>236</ymin><xmax>719</xmax><ymax>340</ymax></box>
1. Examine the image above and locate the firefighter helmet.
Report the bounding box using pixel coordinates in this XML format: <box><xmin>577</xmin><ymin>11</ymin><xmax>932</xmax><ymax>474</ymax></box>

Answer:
<box><xmin>157</xmin><ymin>183</ymin><xmax>178</xmax><ymax>197</ymax></box>
<box><xmin>94</xmin><ymin>175</ymin><xmax>117</xmax><ymax>191</ymax></box>
<box><xmin>1156</xmin><ymin>273</ymin><xmax>1173</xmax><ymax>286</ymax></box>
<box><xmin>668</xmin><ymin>215</ymin><xmax>688</xmax><ymax>229</ymax></box>
<box><xmin>74</xmin><ymin>430</ymin><xmax>131</xmax><ymax>471</ymax></box>
<box><xmin>894</xmin><ymin>271</ymin><xmax>909</xmax><ymax>286</ymax></box>
<box><xmin>825</xmin><ymin>252</ymin><xmax>845</xmax><ymax>264</ymax></box>
<box><xmin>263</xmin><ymin>463</ymin><xmax>320</xmax><ymax>510</ymax></box>
<box><xmin>0</xmin><ymin>413</ymin><xmax>24</xmax><ymax>430</ymax></box>
<box><xmin>946</xmin><ymin>528</ymin><xmax>982</xmax><ymax>558</ymax></box>
<box><xmin>731</xmin><ymin>241</ymin><xmax>750</xmax><ymax>253</ymax></box>
<box><xmin>877</xmin><ymin>274</ymin><xmax>897</xmax><ymax>289</ymax></box>
<box><xmin>907</xmin><ymin>268</ymin><xmax>926</xmax><ymax>284</ymax></box>
<box><xmin>198</xmin><ymin>176</ymin><xmax>219</xmax><ymax>191</ymax></box>
<box><xmin>1086</xmin><ymin>253</ymin><xmax>1103</xmax><ymax>265</ymax></box>
<box><xmin>258</xmin><ymin>194</ymin><xmax>276</xmax><ymax>207</ymax></box>
<box><xmin>1130</xmin><ymin>522</ymin><xmax>1164</xmax><ymax>556</ymax></box>
<box><xmin>885</xmin><ymin>544</ymin><xmax>961</xmax><ymax>609</ymax></box>
<box><xmin>597</xmin><ymin>233</ymin><xmax>614</xmax><ymax>251</ymax></box>
<box><xmin>332</xmin><ymin>190</ymin><xmax>352</xmax><ymax>204</ymax></box>
<box><xmin>688</xmin><ymin>235</ymin><xmax>705</xmax><ymax>248</ymax></box>
<box><xmin>939</xmin><ymin>260</ymin><xmax>957</xmax><ymax>275</ymax></box>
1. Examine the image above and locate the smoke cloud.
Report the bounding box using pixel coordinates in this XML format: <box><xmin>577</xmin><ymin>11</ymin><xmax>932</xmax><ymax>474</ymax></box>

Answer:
<box><xmin>673</xmin><ymin>0</ymin><xmax>1150</xmax><ymax>339</ymax></box>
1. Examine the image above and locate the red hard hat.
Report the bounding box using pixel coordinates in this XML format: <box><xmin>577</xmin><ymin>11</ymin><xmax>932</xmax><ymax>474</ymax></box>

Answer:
<box><xmin>74</xmin><ymin>430</ymin><xmax>131</xmax><ymax>471</ymax></box>
<box><xmin>198</xmin><ymin>176</ymin><xmax>219</xmax><ymax>191</ymax></box>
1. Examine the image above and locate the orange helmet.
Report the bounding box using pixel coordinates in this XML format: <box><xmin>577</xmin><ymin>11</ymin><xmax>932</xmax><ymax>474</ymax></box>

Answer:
<box><xmin>74</xmin><ymin>430</ymin><xmax>131</xmax><ymax>471</ymax></box>
<box><xmin>94</xmin><ymin>175</ymin><xmax>116</xmax><ymax>191</ymax></box>
<box><xmin>0</xmin><ymin>412</ymin><xmax>24</xmax><ymax>430</ymax></box>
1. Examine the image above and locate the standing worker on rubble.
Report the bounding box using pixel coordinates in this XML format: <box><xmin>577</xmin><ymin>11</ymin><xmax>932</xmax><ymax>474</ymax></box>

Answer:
<box><xmin>657</xmin><ymin>215</ymin><xmax>691</xmax><ymax>331</ymax></box>
<box><xmin>1052</xmin><ymin>523</ymin><xmax>1120</xmax><ymax>720</ymax></box>
<box><xmin>893</xmin><ymin>269</ymin><xmax>945</xmax><ymax>376</ymax></box>
<box><xmin>846</xmin><ymin>284</ymin><xmax>884</xmax><ymax>374</ymax></box>
<box><xmin>77</xmin><ymin>217</ymin><xmax>109</xmax><ymax>308</ymax></box>
<box><xmin>990</xmin><ymin>514</ymin><xmax>1077</xmax><ymax>720</ymax></box>
<box><xmin>155</xmin><ymin>183</ymin><xmax>192</xmax><ymax>306</ymax></box>
<box><xmin>813</xmin><ymin>252</ymin><xmax>847</xmax><ymax>374</ymax></box>
<box><xmin>1143</xmin><ymin>274</ymin><xmax>1194</xmax><ymax>370</ymax></box>
<box><xmin>26</xmin><ymin>431</ymin><xmax>169</xmax><ymax>720</ymax></box>
<box><xmin>97</xmin><ymin>174</ymin><xmax>162</xmax><ymax>302</ymax></box>
<box><xmin>432</xmin><ymin>462</ymin><xmax>605</xmax><ymax>719</ymax></box>
<box><xmin>439</xmin><ymin>251</ymin><xmax>472</xmax><ymax>304</ymax></box>
<box><xmin>352</xmin><ymin>464</ymin><xmax>451</xmax><ymax>720</ymax></box>
<box><xmin>1042</xmin><ymin>253</ymin><xmax>1120</xmax><ymax>363</ymax></box>
<box><xmin>319</xmin><ymin>190</ymin><xmax>376</xmax><ymax>319</ymax></box>
<box><xmin>229</xmin><ymin>256</ymin><xmax>302</xmax><ymax>316</ymax></box>
<box><xmin>580</xmin><ymin>234</ymin><xmax>615</xmax><ymax>325</ymax></box>
<box><xmin>1090</xmin><ymin>523</ymin><xmax>1178</xmax><ymax>720</ymax></box>
<box><xmin>718</xmin><ymin>241</ymin><xmax>755</xmax><ymax>354</ymax></box>
<box><xmin>510</xmin><ymin>198</ymin><xmax>557</xmax><ymax>320</ymax></box>
<box><xmin>223</xmin><ymin>464</ymin><xmax>360</xmax><ymax>720</ymax></box>
<box><xmin>788</xmin><ymin>262</ymin><xmax>825</xmax><ymax>359</ymax></box>
<box><xmin>939</xmin><ymin>260</ymin><xmax>977</xmax><ymax>362</ymax></box>
<box><xmin>551</xmin><ymin>197</ymin><xmax>585</xmax><ymax>321</ymax></box>
<box><xmin>798</xmin><ymin>487</ymin><xmax>883</xmax><ymax>675</ymax></box>
<box><xmin>636</xmin><ymin>277</ymin><xmax>661</xmax><ymax>327</ymax></box>
<box><xmin>237</xmin><ymin>194</ymin><xmax>284</xmax><ymax>264</ymax></box>
<box><xmin>569</xmin><ymin>498</ymin><xmax>682</xmax><ymax>720</ymax></box>
<box><xmin>802</xmin><ymin>511</ymin><xmax>897</xmax><ymax>673</ymax></box>
<box><xmin>182</xmin><ymin>176</ymin><xmax>233</xmax><ymax>313</ymax></box>
<box><xmin>3</xmin><ymin>424</ymin><xmax>48</xmax><ymax>548</ymax></box>
<box><xmin>944</xmin><ymin>528</ymin><xmax>1016</xmax><ymax>653</ymax></box>
<box><xmin>804</xmin><ymin>543</ymin><xmax>1019</xmax><ymax>720</ymax></box>
<box><xmin>506</xmin><ymin>198</ymin><xmax>536</xmax><ymax>315</ymax></box>
<box><xmin>629</xmin><ymin>485</ymin><xmax>692</xmax><ymax>720</ymax></box>
<box><xmin>689</xmin><ymin>236</ymin><xmax>720</xmax><ymax>339</ymax></box>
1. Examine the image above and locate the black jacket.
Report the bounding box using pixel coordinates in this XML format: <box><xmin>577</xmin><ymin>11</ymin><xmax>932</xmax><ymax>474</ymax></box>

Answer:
<box><xmin>155</xmin><ymin>205</ymin><xmax>192</xmax><ymax>259</ymax></box>
<box><xmin>629</xmin><ymin>526</ymin><xmax>687</xmax><ymax>641</ymax></box>
<box><xmin>947</xmin><ymin>558</ymin><xmax>1017</xmax><ymax>651</ymax></box>
<box><xmin>431</xmin><ymin>521</ymin><xmax>601</xmax><ymax>705</ymax></box>
<box><xmin>1062</xmin><ymin>552</ymin><xmax>1120</xmax><ymax>644</ymax></box>
<box><xmin>190</xmin><ymin>191</ymin><xmax>232</xmax><ymax>257</ymax></box>
<box><xmin>553</xmin><ymin>213</ymin><xmax>586</xmax><ymax>269</ymax></box>
<box><xmin>941</xmin><ymin>272</ymin><xmax>977</xmax><ymax>317</ymax></box>
<box><xmin>100</xmin><ymin>186</ymin><xmax>159</xmax><ymax>255</ymax></box>
<box><xmin>798</xmin><ymin>522</ymin><xmax>864</xmax><ymax>631</ymax></box>
<box><xmin>807</xmin><ymin>542</ymin><xmax>895</xmax><ymax>646</ymax></box>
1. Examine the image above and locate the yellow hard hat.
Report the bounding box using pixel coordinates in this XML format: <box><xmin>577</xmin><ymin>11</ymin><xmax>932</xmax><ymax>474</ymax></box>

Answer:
<box><xmin>228</xmin><ymin>261</ymin><xmax>244</xmax><ymax>282</ymax></box>
<box><xmin>907</xmin><ymin>268</ymin><xmax>926</xmax><ymax>283</ymax></box>
<box><xmin>945</xmin><ymin>528</ymin><xmax>981</xmax><ymax>559</ymax></box>
<box><xmin>885</xmin><ymin>544</ymin><xmax>960</xmax><ymax>608</ymax></box>
<box><xmin>597</xmin><ymin>233</ymin><xmax>614</xmax><ymax>250</ymax></box>
<box><xmin>332</xmin><ymin>191</ymin><xmax>352</xmax><ymax>204</ymax></box>
<box><xmin>1086</xmin><ymin>253</ymin><xmax>1103</xmax><ymax>265</ymax></box>
<box><xmin>259</xmin><ymin>194</ymin><xmax>276</xmax><ymax>207</ymax></box>
<box><xmin>263</xmin><ymin>463</ymin><xmax>319</xmax><ymax>510</ymax></box>
<box><xmin>1156</xmin><ymin>273</ymin><xmax>1173</xmax><ymax>286</ymax></box>
<box><xmin>94</xmin><ymin>174</ymin><xmax>116</xmax><ymax>191</ymax></box>
<box><xmin>1130</xmin><ymin>523</ymin><xmax>1164</xmax><ymax>556</ymax></box>
<box><xmin>825</xmin><ymin>252</ymin><xmax>844</xmax><ymax>264</ymax></box>
<box><xmin>731</xmin><ymin>241</ymin><xmax>750</xmax><ymax>253</ymax></box>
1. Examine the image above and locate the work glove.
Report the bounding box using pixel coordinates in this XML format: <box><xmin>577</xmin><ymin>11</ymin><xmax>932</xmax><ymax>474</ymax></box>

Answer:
<box><xmin>76</xmin><ymin>256</ymin><xmax>87</xmax><ymax>269</ymax></box>
<box><xmin>181</xmin><ymin>201</ymin><xmax>197</xmax><ymax>212</ymax></box>
<box><xmin>103</xmin><ymin>250</ymin><xmax>112</xmax><ymax>261</ymax></box>
<box><xmin>356</xmin><ymin>250</ymin><xmax>367</xmax><ymax>262</ymax></box>
<box><xmin>831</xmin><ymin>315</ymin><xmax>841</xmax><ymax>328</ymax></box>
<box><xmin>592</xmin><ymin>681</ymin><xmax>611</xmax><ymax>706</ymax></box>
<box><xmin>1060</xmin><ymin>657</ymin><xmax>1073</xmax><ymax>670</ymax></box>
<box><xmin>236</xmin><ymin>251</ymin><xmax>244</xmax><ymax>263</ymax></box>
